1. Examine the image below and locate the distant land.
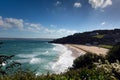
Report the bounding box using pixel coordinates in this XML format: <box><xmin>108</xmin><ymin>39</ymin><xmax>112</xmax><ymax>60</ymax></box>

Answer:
<box><xmin>50</xmin><ymin>29</ymin><xmax>120</xmax><ymax>45</ymax></box>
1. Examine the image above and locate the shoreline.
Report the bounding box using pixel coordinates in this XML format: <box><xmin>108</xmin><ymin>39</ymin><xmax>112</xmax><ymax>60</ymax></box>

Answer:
<box><xmin>64</xmin><ymin>44</ymin><xmax>109</xmax><ymax>58</ymax></box>
<box><xmin>65</xmin><ymin>44</ymin><xmax>86</xmax><ymax>58</ymax></box>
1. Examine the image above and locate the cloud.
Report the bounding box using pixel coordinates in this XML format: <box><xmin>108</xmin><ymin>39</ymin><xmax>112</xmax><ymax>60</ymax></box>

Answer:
<box><xmin>74</xmin><ymin>2</ymin><xmax>82</xmax><ymax>8</ymax></box>
<box><xmin>57</xmin><ymin>29</ymin><xmax>77</xmax><ymax>35</ymax></box>
<box><xmin>44</xmin><ymin>28</ymin><xmax>55</xmax><ymax>34</ymax></box>
<box><xmin>0</xmin><ymin>16</ymin><xmax>41</xmax><ymax>32</ymax></box>
<box><xmin>89</xmin><ymin>0</ymin><xmax>112</xmax><ymax>9</ymax></box>
<box><xmin>0</xmin><ymin>16</ymin><xmax>78</xmax><ymax>38</ymax></box>
<box><xmin>0</xmin><ymin>16</ymin><xmax>24</xmax><ymax>29</ymax></box>
<box><xmin>50</xmin><ymin>24</ymin><xmax>57</xmax><ymax>28</ymax></box>
<box><xmin>29</xmin><ymin>24</ymin><xmax>41</xmax><ymax>30</ymax></box>
<box><xmin>5</xmin><ymin>18</ymin><xmax>24</xmax><ymax>29</ymax></box>
<box><xmin>101</xmin><ymin>22</ymin><xmax>106</xmax><ymax>25</ymax></box>
<box><xmin>102</xmin><ymin>0</ymin><xmax>112</xmax><ymax>8</ymax></box>
<box><xmin>0</xmin><ymin>16</ymin><xmax>4</xmax><ymax>26</ymax></box>
<box><xmin>55</xmin><ymin>1</ymin><xmax>61</xmax><ymax>6</ymax></box>
<box><xmin>25</xmin><ymin>23</ymin><xmax>42</xmax><ymax>33</ymax></box>
<box><xmin>41</xmin><ymin>27</ymin><xmax>77</xmax><ymax>35</ymax></box>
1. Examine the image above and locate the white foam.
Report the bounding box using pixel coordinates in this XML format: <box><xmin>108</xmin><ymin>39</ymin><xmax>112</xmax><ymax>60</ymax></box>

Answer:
<box><xmin>29</xmin><ymin>58</ymin><xmax>41</xmax><ymax>64</ymax></box>
<box><xmin>50</xmin><ymin>44</ymin><xmax>75</xmax><ymax>74</ymax></box>
<box><xmin>52</xmin><ymin>44</ymin><xmax>65</xmax><ymax>52</ymax></box>
<box><xmin>15</xmin><ymin>58</ymin><xmax>42</xmax><ymax>64</ymax></box>
<box><xmin>16</xmin><ymin>50</ymin><xmax>50</xmax><ymax>59</ymax></box>
<box><xmin>45</xmin><ymin>51</ymin><xmax>48</xmax><ymax>54</ymax></box>
<box><xmin>15</xmin><ymin>59</ymin><xmax>31</xmax><ymax>63</ymax></box>
<box><xmin>16</xmin><ymin>49</ymin><xmax>51</xmax><ymax>66</ymax></box>
<box><xmin>2</xmin><ymin>62</ymin><xmax>6</xmax><ymax>66</ymax></box>
<box><xmin>17</xmin><ymin>54</ymin><xmax>38</xmax><ymax>58</ymax></box>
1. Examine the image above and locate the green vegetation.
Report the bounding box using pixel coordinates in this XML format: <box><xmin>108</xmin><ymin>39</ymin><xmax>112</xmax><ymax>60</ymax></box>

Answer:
<box><xmin>106</xmin><ymin>42</ymin><xmax>120</xmax><ymax>62</ymax></box>
<box><xmin>0</xmin><ymin>42</ymin><xmax>120</xmax><ymax>80</ymax></box>
<box><xmin>99</xmin><ymin>44</ymin><xmax>113</xmax><ymax>49</ymax></box>
<box><xmin>93</xmin><ymin>34</ymin><xmax>104</xmax><ymax>39</ymax></box>
<box><xmin>72</xmin><ymin>53</ymin><xmax>104</xmax><ymax>69</ymax></box>
<box><xmin>0</xmin><ymin>68</ymin><xmax>115</xmax><ymax>80</ymax></box>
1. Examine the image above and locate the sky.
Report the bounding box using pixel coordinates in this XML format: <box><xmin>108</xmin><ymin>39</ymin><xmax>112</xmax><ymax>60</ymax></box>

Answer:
<box><xmin>0</xmin><ymin>0</ymin><xmax>120</xmax><ymax>38</ymax></box>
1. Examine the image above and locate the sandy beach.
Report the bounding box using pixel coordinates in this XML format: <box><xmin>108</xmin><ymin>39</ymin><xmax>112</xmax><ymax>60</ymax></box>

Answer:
<box><xmin>65</xmin><ymin>44</ymin><xmax>109</xmax><ymax>58</ymax></box>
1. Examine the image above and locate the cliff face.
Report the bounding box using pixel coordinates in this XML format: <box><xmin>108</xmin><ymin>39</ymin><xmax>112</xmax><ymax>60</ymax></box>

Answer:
<box><xmin>50</xmin><ymin>29</ymin><xmax>120</xmax><ymax>45</ymax></box>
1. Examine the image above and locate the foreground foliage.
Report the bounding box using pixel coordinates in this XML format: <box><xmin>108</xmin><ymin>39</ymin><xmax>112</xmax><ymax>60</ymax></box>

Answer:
<box><xmin>106</xmin><ymin>42</ymin><xmax>120</xmax><ymax>62</ymax></box>
<box><xmin>72</xmin><ymin>53</ymin><xmax>104</xmax><ymax>69</ymax></box>
<box><xmin>95</xmin><ymin>60</ymin><xmax>120</xmax><ymax>79</ymax></box>
<box><xmin>0</xmin><ymin>67</ymin><xmax>116</xmax><ymax>80</ymax></box>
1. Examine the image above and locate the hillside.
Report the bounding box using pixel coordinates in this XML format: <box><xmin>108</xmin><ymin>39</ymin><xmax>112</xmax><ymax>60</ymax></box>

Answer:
<box><xmin>50</xmin><ymin>29</ymin><xmax>120</xmax><ymax>45</ymax></box>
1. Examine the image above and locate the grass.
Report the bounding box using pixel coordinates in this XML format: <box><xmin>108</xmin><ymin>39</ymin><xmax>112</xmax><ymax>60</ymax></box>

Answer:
<box><xmin>99</xmin><ymin>44</ymin><xmax>113</xmax><ymax>49</ymax></box>
<box><xmin>93</xmin><ymin>34</ymin><xmax>104</xmax><ymax>39</ymax></box>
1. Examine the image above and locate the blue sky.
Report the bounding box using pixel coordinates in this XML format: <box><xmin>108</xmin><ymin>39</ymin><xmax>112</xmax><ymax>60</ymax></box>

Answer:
<box><xmin>0</xmin><ymin>0</ymin><xmax>120</xmax><ymax>38</ymax></box>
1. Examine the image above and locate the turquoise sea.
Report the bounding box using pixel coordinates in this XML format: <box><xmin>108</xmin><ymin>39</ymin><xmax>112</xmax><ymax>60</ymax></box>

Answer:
<box><xmin>0</xmin><ymin>39</ymin><xmax>74</xmax><ymax>75</ymax></box>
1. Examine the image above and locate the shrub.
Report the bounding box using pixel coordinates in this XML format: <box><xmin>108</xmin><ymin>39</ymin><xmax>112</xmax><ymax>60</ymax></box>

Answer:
<box><xmin>72</xmin><ymin>53</ymin><xmax>104</xmax><ymax>69</ymax></box>
<box><xmin>106</xmin><ymin>42</ymin><xmax>120</xmax><ymax>62</ymax></box>
<box><xmin>95</xmin><ymin>60</ymin><xmax>120</xmax><ymax>80</ymax></box>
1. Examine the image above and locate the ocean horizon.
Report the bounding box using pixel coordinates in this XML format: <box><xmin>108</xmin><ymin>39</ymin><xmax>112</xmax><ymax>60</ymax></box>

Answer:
<box><xmin>0</xmin><ymin>39</ymin><xmax>74</xmax><ymax>75</ymax></box>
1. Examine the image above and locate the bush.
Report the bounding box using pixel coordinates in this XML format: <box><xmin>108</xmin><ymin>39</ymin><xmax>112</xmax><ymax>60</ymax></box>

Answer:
<box><xmin>95</xmin><ymin>60</ymin><xmax>120</xmax><ymax>80</ymax></box>
<box><xmin>106</xmin><ymin>42</ymin><xmax>120</xmax><ymax>62</ymax></box>
<box><xmin>72</xmin><ymin>53</ymin><xmax>104</xmax><ymax>69</ymax></box>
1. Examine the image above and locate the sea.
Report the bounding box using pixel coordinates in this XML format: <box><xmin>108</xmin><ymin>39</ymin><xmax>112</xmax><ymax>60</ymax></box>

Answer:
<box><xmin>0</xmin><ymin>39</ymin><xmax>75</xmax><ymax>75</ymax></box>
